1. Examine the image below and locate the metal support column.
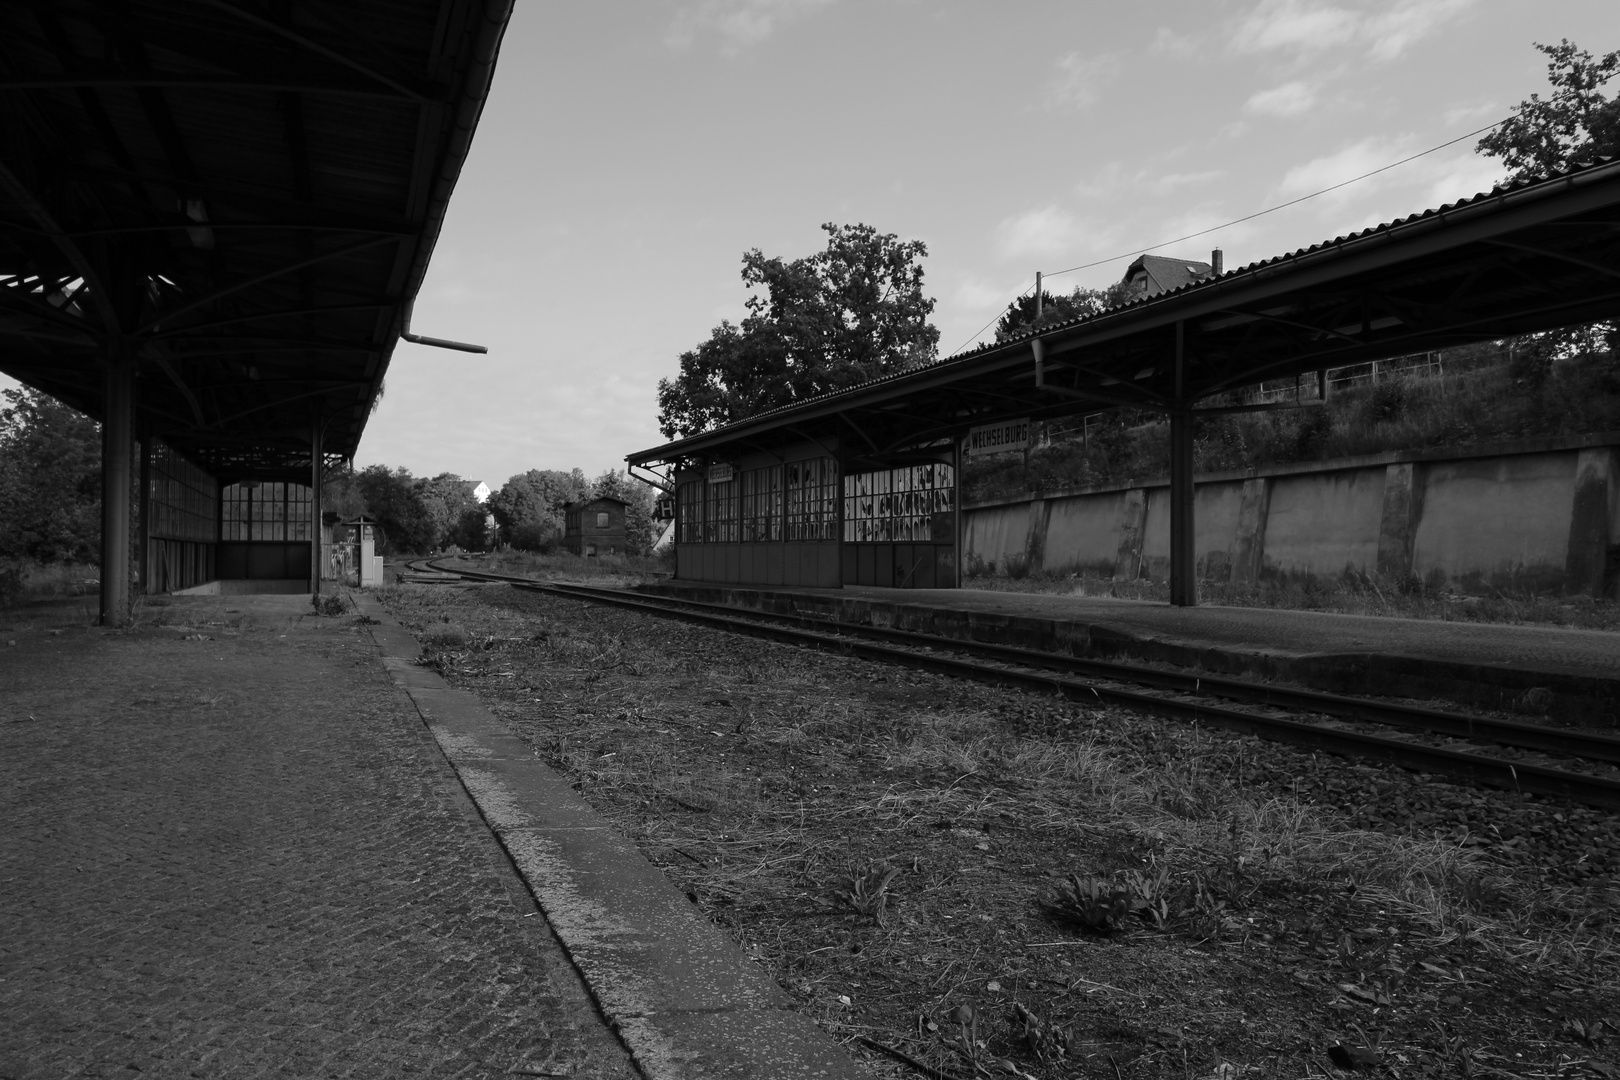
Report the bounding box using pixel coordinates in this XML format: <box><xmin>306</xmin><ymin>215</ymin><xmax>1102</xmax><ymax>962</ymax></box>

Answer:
<box><xmin>1169</xmin><ymin>321</ymin><xmax>1197</xmax><ymax>607</ymax></box>
<box><xmin>138</xmin><ymin>434</ymin><xmax>152</xmax><ymax>596</ymax></box>
<box><xmin>100</xmin><ymin>348</ymin><xmax>135</xmax><ymax>626</ymax></box>
<box><xmin>952</xmin><ymin>436</ymin><xmax>964</xmax><ymax>589</ymax></box>
<box><xmin>310</xmin><ymin>414</ymin><xmax>323</xmax><ymax>595</ymax></box>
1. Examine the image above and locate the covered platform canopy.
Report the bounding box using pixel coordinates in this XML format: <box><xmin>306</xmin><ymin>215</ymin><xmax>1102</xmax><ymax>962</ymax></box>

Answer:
<box><xmin>0</xmin><ymin>0</ymin><xmax>510</xmax><ymax>622</ymax></box>
<box><xmin>629</xmin><ymin>157</ymin><xmax>1620</xmax><ymax>603</ymax></box>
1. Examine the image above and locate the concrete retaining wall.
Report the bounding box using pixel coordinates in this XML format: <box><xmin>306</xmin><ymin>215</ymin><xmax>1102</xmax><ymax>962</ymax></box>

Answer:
<box><xmin>964</xmin><ymin>435</ymin><xmax>1620</xmax><ymax>597</ymax></box>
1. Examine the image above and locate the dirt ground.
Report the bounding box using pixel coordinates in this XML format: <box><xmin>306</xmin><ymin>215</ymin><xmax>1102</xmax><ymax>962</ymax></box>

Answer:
<box><xmin>381</xmin><ymin>579</ymin><xmax>1620</xmax><ymax>1080</ymax></box>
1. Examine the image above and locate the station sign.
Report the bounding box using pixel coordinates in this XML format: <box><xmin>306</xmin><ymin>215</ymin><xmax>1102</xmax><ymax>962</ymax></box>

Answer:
<box><xmin>707</xmin><ymin>462</ymin><xmax>735</xmax><ymax>484</ymax></box>
<box><xmin>965</xmin><ymin>418</ymin><xmax>1030</xmax><ymax>456</ymax></box>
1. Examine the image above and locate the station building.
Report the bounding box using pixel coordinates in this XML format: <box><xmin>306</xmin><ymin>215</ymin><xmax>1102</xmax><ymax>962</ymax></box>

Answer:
<box><xmin>629</xmin><ymin>157</ymin><xmax>1620</xmax><ymax>605</ymax></box>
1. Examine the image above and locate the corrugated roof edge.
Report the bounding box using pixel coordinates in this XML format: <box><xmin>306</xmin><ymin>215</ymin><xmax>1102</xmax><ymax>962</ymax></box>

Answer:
<box><xmin>628</xmin><ymin>154</ymin><xmax>1620</xmax><ymax>465</ymax></box>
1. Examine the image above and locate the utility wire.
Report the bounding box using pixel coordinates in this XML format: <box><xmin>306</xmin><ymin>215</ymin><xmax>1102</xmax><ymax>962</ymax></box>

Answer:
<box><xmin>948</xmin><ymin>117</ymin><xmax>1508</xmax><ymax>356</ymax></box>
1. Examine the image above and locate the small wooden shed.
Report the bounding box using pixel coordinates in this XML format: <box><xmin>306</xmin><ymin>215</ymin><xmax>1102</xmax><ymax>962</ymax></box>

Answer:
<box><xmin>563</xmin><ymin>496</ymin><xmax>629</xmax><ymax>556</ymax></box>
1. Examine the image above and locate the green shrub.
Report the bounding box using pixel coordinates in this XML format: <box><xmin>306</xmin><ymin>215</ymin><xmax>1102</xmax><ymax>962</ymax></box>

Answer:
<box><xmin>420</xmin><ymin>621</ymin><xmax>470</xmax><ymax>648</ymax></box>
<box><xmin>310</xmin><ymin>592</ymin><xmax>349</xmax><ymax>617</ymax></box>
<box><xmin>0</xmin><ymin>561</ymin><xmax>22</xmax><ymax>609</ymax></box>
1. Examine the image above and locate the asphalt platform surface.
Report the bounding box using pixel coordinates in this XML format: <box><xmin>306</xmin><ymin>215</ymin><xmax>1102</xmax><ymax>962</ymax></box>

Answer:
<box><xmin>869</xmin><ymin>588</ymin><xmax>1620</xmax><ymax>679</ymax></box>
<box><xmin>0</xmin><ymin>592</ymin><xmax>863</xmax><ymax>1080</ymax></box>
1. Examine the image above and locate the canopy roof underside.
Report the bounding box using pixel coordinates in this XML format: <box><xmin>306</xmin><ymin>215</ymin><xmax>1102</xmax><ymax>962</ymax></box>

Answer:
<box><xmin>630</xmin><ymin>157</ymin><xmax>1620</xmax><ymax>472</ymax></box>
<box><xmin>0</xmin><ymin>0</ymin><xmax>509</xmax><ymax>478</ymax></box>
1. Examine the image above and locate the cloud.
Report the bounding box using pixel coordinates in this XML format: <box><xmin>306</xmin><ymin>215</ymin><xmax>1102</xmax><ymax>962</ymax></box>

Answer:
<box><xmin>951</xmin><ymin>276</ymin><xmax>1022</xmax><ymax>314</ymax></box>
<box><xmin>1150</xmin><ymin>27</ymin><xmax>1199</xmax><ymax>58</ymax></box>
<box><xmin>1151</xmin><ymin>170</ymin><xmax>1226</xmax><ymax>193</ymax></box>
<box><xmin>1231</xmin><ymin>0</ymin><xmax>1475</xmax><ymax>60</ymax></box>
<box><xmin>1440</xmin><ymin>100</ymin><xmax>1499</xmax><ymax>128</ymax></box>
<box><xmin>1234</xmin><ymin>0</ymin><xmax>1357</xmax><ymax>55</ymax></box>
<box><xmin>1244</xmin><ymin>79</ymin><xmax>1318</xmax><ymax>117</ymax></box>
<box><xmin>1275</xmin><ymin>136</ymin><xmax>1409</xmax><ymax>200</ymax></box>
<box><xmin>993</xmin><ymin>206</ymin><xmax>1084</xmax><ymax>262</ymax></box>
<box><xmin>1417</xmin><ymin>153</ymin><xmax>1503</xmax><ymax>206</ymax></box>
<box><xmin>1362</xmin><ymin>0</ymin><xmax>1476</xmax><ymax>61</ymax></box>
<box><xmin>666</xmin><ymin>0</ymin><xmax>838</xmax><ymax>54</ymax></box>
<box><xmin>1045</xmin><ymin>51</ymin><xmax>1120</xmax><ymax>111</ymax></box>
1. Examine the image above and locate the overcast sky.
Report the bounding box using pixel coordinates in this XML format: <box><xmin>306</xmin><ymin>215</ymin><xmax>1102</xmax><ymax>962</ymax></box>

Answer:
<box><xmin>8</xmin><ymin>0</ymin><xmax>1615</xmax><ymax>488</ymax></box>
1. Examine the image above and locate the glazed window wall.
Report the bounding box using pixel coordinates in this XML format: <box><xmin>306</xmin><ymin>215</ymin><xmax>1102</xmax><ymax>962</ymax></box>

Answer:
<box><xmin>676</xmin><ymin>481</ymin><xmax>703</xmax><ymax>543</ymax></box>
<box><xmin>220</xmin><ymin>481</ymin><xmax>313</xmax><ymax>541</ymax></box>
<box><xmin>704</xmin><ymin>478</ymin><xmax>738</xmax><ymax>543</ymax></box>
<box><xmin>843</xmin><ymin>463</ymin><xmax>954</xmax><ymax>543</ymax></box>
<box><xmin>148</xmin><ymin>441</ymin><xmax>217</xmax><ymax>541</ymax></box>
<box><xmin>740</xmin><ymin>466</ymin><xmax>782</xmax><ymax>542</ymax></box>
<box><xmin>785</xmin><ymin>458</ymin><xmax>838</xmax><ymax>541</ymax></box>
<box><xmin>677</xmin><ymin>458</ymin><xmax>837</xmax><ymax>543</ymax></box>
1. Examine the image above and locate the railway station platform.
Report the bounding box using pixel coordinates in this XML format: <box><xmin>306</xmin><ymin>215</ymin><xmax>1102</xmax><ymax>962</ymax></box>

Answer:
<box><xmin>637</xmin><ymin>582</ymin><xmax>1620</xmax><ymax>727</ymax></box>
<box><xmin>0</xmin><ymin>591</ymin><xmax>862</xmax><ymax>1080</ymax></box>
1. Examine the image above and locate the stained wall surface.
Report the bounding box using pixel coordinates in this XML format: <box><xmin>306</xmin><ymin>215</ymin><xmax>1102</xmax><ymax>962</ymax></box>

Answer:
<box><xmin>963</xmin><ymin>437</ymin><xmax>1619</xmax><ymax>597</ymax></box>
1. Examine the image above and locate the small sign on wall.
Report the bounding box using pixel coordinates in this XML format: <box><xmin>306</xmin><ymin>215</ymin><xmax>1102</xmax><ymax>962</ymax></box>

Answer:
<box><xmin>965</xmin><ymin>418</ymin><xmax>1030</xmax><ymax>456</ymax></box>
<box><xmin>707</xmin><ymin>462</ymin><xmax>735</xmax><ymax>483</ymax></box>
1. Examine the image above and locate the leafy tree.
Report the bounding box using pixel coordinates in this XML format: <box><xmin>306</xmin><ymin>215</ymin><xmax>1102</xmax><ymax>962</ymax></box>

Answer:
<box><xmin>447</xmin><ymin>507</ymin><xmax>489</xmax><ymax>552</ymax></box>
<box><xmin>1477</xmin><ymin>39</ymin><xmax>1620</xmax><ymax>181</ymax></box>
<box><xmin>320</xmin><ymin>462</ymin><xmax>367</xmax><ymax>526</ymax></box>
<box><xmin>0</xmin><ymin>387</ymin><xmax>102</xmax><ymax>562</ymax></box>
<box><xmin>488</xmin><ymin>468</ymin><xmax>587</xmax><ymax>550</ymax></box>
<box><xmin>994</xmin><ymin>281</ymin><xmax>1134</xmax><ymax>343</ymax></box>
<box><xmin>324</xmin><ymin>464</ymin><xmax>488</xmax><ymax>551</ymax></box>
<box><xmin>353</xmin><ymin>464</ymin><xmax>437</xmax><ymax>553</ymax></box>
<box><xmin>417</xmin><ymin>472</ymin><xmax>479</xmax><ymax>549</ymax></box>
<box><xmin>589</xmin><ymin>469</ymin><xmax>659</xmax><ymax>554</ymax></box>
<box><xmin>1476</xmin><ymin>40</ymin><xmax>1620</xmax><ymax>362</ymax></box>
<box><xmin>656</xmin><ymin>223</ymin><xmax>940</xmax><ymax>439</ymax></box>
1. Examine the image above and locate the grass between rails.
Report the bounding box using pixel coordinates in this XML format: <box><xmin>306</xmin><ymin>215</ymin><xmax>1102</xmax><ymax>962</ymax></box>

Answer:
<box><xmin>380</xmin><ymin>582</ymin><xmax>1620</xmax><ymax>1080</ymax></box>
<box><xmin>440</xmin><ymin>548</ymin><xmax>673</xmax><ymax>588</ymax></box>
<box><xmin>962</xmin><ymin>569</ymin><xmax>1620</xmax><ymax>634</ymax></box>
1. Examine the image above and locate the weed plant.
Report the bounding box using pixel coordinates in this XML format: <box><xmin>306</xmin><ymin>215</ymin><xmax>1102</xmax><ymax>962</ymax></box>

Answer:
<box><xmin>0</xmin><ymin>558</ymin><xmax>100</xmax><ymax>609</ymax></box>
<box><xmin>377</xmin><ymin>583</ymin><xmax>1620</xmax><ymax>1077</ymax></box>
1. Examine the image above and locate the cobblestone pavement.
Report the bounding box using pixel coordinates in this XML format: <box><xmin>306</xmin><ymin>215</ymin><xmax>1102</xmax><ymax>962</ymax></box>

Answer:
<box><xmin>0</xmin><ymin>595</ymin><xmax>640</xmax><ymax>1080</ymax></box>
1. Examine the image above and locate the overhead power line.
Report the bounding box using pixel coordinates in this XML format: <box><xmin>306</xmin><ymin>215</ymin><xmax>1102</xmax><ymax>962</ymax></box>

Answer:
<box><xmin>949</xmin><ymin>117</ymin><xmax>1508</xmax><ymax>355</ymax></box>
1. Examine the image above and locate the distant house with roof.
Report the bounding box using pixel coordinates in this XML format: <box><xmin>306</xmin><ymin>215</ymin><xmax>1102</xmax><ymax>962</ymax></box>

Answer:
<box><xmin>468</xmin><ymin>480</ymin><xmax>491</xmax><ymax>503</ymax></box>
<box><xmin>563</xmin><ymin>495</ymin><xmax>628</xmax><ymax>557</ymax></box>
<box><xmin>1120</xmin><ymin>251</ymin><xmax>1223</xmax><ymax>301</ymax></box>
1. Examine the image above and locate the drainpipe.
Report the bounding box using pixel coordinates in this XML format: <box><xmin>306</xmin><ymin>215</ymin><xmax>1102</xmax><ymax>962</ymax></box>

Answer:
<box><xmin>400</xmin><ymin>298</ymin><xmax>488</xmax><ymax>354</ymax></box>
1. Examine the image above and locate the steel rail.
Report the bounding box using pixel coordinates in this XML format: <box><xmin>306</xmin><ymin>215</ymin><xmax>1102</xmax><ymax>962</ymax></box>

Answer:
<box><xmin>417</xmin><ymin>561</ymin><xmax>1620</xmax><ymax>810</ymax></box>
<box><xmin>539</xmin><ymin>580</ymin><xmax>1620</xmax><ymax>765</ymax></box>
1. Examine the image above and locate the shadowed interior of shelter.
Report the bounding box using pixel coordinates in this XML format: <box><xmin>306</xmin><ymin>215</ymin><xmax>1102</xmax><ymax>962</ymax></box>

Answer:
<box><xmin>0</xmin><ymin>0</ymin><xmax>511</xmax><ymax>622</ymax></box>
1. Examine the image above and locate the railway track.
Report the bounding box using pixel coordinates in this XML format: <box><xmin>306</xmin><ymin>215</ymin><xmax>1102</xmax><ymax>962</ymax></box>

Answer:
<box><xmin>412</xmin><ymin>559</ymin><xmax>1620</xmax><ymax>811</ymax></box>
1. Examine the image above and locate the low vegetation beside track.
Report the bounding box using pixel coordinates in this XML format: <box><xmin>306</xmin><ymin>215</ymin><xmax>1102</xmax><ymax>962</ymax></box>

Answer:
<box><xmin>382</xmin><ymin>577</ymin><xmax>1619</xmax><ymax>1080</ymax></box>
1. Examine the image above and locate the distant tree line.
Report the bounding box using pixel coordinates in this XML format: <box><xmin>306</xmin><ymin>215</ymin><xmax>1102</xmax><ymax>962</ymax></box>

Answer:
<box><xmin>2</xmin><ymin>384</ymin><xmax>658</xmax><ymax>564</ymax></box>
<box><xmin>483</xmin><ymin>467</ymin><xmax>657</xmax><ymax>555</ymax></box>
<box><xmin>324</xmin><ymin>463</ymin><xmax>658</xmax><ymax>556</ymax></box>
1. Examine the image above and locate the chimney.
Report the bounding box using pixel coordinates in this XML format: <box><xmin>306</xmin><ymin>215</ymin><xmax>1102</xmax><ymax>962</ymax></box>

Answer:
<box><xmin>1210</xmin><ymin>248</ymin><xmax>1224</xmax><ymax>276</ymax></box>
